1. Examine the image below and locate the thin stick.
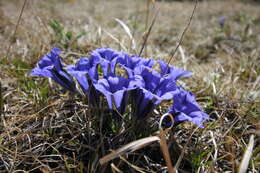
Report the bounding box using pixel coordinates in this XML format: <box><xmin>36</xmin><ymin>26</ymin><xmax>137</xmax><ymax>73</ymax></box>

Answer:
<box><xmin>138</xmin><ymin>9</ymin><xmax>158</xmax><ymax>57</ymax></box>
<box><xmin>0</xmin><ymin>82</ymin><xmax>3</xmax><ymax>116</ymax></box>
<box><xmin>159</xmin><ymin>130</ymin><xmax>175</xmax><ymax>173</ymax></box>
<box><xmin>144</xmin><ymin>0</ymin><xmax>151</xmax><ymax>57</ymax></box>
<box><xmin>5</xmin><ymin>0</ymin><xmax>28</xmax><ymax>60</ymax></box>
<box><xmin>165</xmin><ymin>0</ymin><xmax>198</xmax><ymax>70</ymax></box>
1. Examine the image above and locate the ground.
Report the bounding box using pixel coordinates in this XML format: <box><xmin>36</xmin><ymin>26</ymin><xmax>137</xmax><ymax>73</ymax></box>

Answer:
<box><xmin>0</xmin><ymin>0</ymin><xmax>259</xmax><ymax>172</ymax></box>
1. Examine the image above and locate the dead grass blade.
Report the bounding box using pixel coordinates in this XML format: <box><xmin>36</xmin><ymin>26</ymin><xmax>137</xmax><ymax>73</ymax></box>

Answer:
<box><xmin>111</xmin><ymin>163</ymin><xmax>123</xmax><ymax>173</ymax></box>
<box><xmin>238</xmin><ymin>135</ymin><xmax>255</xmax><ymax>173</ymax></box>
<box><xmin>209</xmin><ymin>131</ymin><xmax>218</xmax><ymax>163</ymax></box>
<box><xmin>178</xmin><ymin>46</ymin><xmax>188</xmax><ymax>69</ymax></box>
<box><xmin>99</xmin><ymin>136</ymin><xmax>160</xmax><ymax>165</ymax></box>
<box><xmin>104</xmin><ymin>30</ymin><xmax>127</xmax><ymax>51</ymax></box>
<box><xmin>138</xmin><ymin>9</ymin><xmax>158</xmax><ymax>56</ymax></box>
<box><xmin>114</xmin><ymin>18</ymin><xmax>136</xmax><ymax>52</ymax></box>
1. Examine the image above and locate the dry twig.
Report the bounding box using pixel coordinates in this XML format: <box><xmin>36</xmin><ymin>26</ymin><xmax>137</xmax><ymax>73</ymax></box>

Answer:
<box><xmin>165</xmin><ymin>0</ymin><xmax>198</xmax><ymax>69</ymax></box>
<box><xmin>5</xmin><ymin>0</ymin><xmax>28</xmax><ymax>60</ymax></box>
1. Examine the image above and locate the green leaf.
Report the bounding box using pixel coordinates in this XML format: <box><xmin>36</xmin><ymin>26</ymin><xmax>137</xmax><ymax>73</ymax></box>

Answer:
<box><xmin>65</xmin><ymin>31</ymin><xmax>73</xmax><ymax>41</ymax></box>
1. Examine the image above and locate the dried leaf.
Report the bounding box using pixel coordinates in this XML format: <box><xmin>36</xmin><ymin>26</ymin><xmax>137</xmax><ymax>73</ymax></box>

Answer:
<box><xmin>99</xmin><ymin>136</ymin><xmax>160</xmax><ymax>165</ymax></box>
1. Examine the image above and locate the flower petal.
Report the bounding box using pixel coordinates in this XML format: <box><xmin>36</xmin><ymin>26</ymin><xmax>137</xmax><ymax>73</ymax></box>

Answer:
<box><xmin>113</xmin><ymin>90</ymin><xmax>127</xmax><ymax>113</ymax></box>
<box><xmin>93</xmin><ymin>78</ymin><xmax>113</xmax><ymax>109</ymax></box>
<box><xmin>157</xmin><ymin>60</ymin><xmax>192</xmax><ymax>80</ymax></box>
<box><xmin>168</xmin><ymin>88</ymin><xmax>208</xmax><ymax>127</ymax></box>
<box><xmin>31</xmin><ymin>48</ymin><xmax>75</xmax><ymax>91</ymax></box>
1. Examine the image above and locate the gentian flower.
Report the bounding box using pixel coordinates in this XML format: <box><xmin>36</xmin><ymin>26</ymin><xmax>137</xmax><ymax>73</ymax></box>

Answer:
<box><xmin>168</xmin><ymin>87</ymin><xmax>208</xmax><ymax>127</ymax></box>
<box><xmin>112</xmin><ymin>55</ymin><xmax>156</xmax><ymax>78</ymax></box>
<box><xmin>131</xmin><ymin>66</ymin><xmax>180</xmax><ymax>117</ymax></box>
<box><xmin>91</xmin><ymin>48</ymin><xmax>121</xmax><ymax>62</ymax></box>
<box><xmin>31</xmin><ymin>48</ymin><xmax>75</xmax><ymax>91</ymax></box>
<box><xmin>93</xmin><ymin>75</ymin><xmax>141</xmax><ymax>114</ymax></box>
<box><xmin>157</xmin><ymin>60</ymin><xmax>192</xmax><ymax>80</ymax></box>
<box><xmin>31</xmin><ymin>47</ymin><xmax>208</xmax><ymax>128</ymax></box>
<box><xmin>89</xmin><ymin>48</ymin><xmax>156</xmax><ymax>78</ymax></box>
<box><xmin>67</xmin><ymin>57</ymin><xmax>100</xmax><ymax>94</ymax></box>
<box><xmin>90</xmin><ymin>48</ymin><xmax>126</xmax><ymax>77</ymax></box>
<box><xmin>66</xmin><ymin>56</ymin><xmax>104</xmax><ymax>106</ymax></box>
<box><xmin>218</xmin><ymin>16</ymin><xmax>227</xmax><ymax>28</ymax></box>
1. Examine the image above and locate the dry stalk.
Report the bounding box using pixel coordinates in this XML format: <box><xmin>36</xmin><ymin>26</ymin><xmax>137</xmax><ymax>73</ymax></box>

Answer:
<box><xmin>159</xmin><ymin>130</ymin><xmax>175</xmax><ymax>173</ymax></box>
<box><xmin>165</xmin><ymin>0</ymin><xmax>198</xmax><ymax>69</ymax></box>
<box><xmin>0</xmin><ymin>82</ymin><xmax>3</xmax><ymax>116</ymax></box>
<box><xmin>5</xmin><ymin>0</ymin><xmax>28</xmax><ymax>60</ymax></box>
<box><xmin>138</xmin><ymin>9</ymin><xmax>158</xmax><ymax>56</ymax></box>
<box><xmin>99</xmin><ymin>136</ymin><xmax>160</xmax><ymax>165</ymax></box>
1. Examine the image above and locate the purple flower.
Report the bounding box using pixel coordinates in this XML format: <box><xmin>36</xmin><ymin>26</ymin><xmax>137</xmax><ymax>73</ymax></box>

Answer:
<box><xmin>67</xmin><ymin>48</ymin><xmax>126</xmax><ymax>92</ymax></box>
<box><xmin>66</xmin><ymin>56</ymin><xmax>104</xmax><ymax>106</ymax></box>
<box><xmin>31</xmin><ymin>47</ymin><xmax>208</xmax><ymax>128</ymax></box>
<box><xmin>31</xmin><ymin>48</ymin><xmax>75</xmax><ymax>91</ymax></box>
<box><xmin>168</xmin><ymin>87</ymin><xmax>208</xmax><ymax>127</ymax></box>
<box><xmin>67</xmin><ymin>57</ymin><xmax>99</xmax><ymax>94</ymax></box>
<box><xmin>218</xmin><ymin>16</ymin><xmax>227</xmax><ymax>28</ymax></box>
<box><xmin>90</xmin><ymin>48</ymin><xmax>125</xmax><ymax>77</ymax></box>
<box><xmin>131</xmin><ymin>66</ymin><xmax>180</xmax><ymax>117</ymax></box>
<box><xmin>93</xmin><ymin>75</ymin><xmax>139</xmax><ymax>114</ymax></box>
<box><xmin>111</xmin><ymin>55</ymin><xmax>156</xmax><ymax>78</ymax></box>
<box><xmin>157</xmin><ymin>60</ymin><xmax>192</xmax><ymax>80</ymax></box>
<box><xmin>91</xmin><ymin>48</ymin><xmax>121</xmax><ymax>61</ymax></box>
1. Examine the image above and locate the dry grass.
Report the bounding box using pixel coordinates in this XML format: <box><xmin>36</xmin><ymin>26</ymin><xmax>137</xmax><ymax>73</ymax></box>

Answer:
<box><xmin>0</xmin><ymin>0</ymin><xmax>259</xmax><ymax>172</ymax></box>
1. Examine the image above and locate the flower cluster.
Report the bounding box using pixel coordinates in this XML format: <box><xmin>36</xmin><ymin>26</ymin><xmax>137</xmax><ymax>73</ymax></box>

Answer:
<box><xmin>31</xmin><ymin>48</ymin><xmax>208</xmax><ymax>127</ymax></box>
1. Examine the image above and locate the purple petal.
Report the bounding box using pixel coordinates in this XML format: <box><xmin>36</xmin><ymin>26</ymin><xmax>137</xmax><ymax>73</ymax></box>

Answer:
<box><xmin>168</xmin><ymin>88</ymin><xmax>208</xmax><ymax>127</ymax></box>
<box><xmin>93</xmin><ymin>79</ymin><xmax>113</xmax><ymax>109</ymax></box>
<box><xmin>69</xmin><ymin>71</ymin><xmax>89</xmax><ymax>93</ymax></box>
<box><xmin>31</xmin><ymin>48</ymin><xmax>75</xmax><ymax>91</ymax></box>
<box><xmin>93</xmin><ymin>75</ymin><xmax>135</xmax><ymax>113</ymax></box>
<box><xmin>157</xmin><ymin>60</ymin><xmax>192</xmax><ymax>80</ymax></box>
<box><xmin>66</xmin><ymin>57</ymin><xmax>99</xmax><ymax>94</ymax></box>
<box><xmin>218</xmin><ymin>16</ymin><xmax>227</xmax><ymax>28</ymax></box>
<box><xmin>113</xmin><ymin>90</ymin><xmax>126</xmax><ymax>112</ymax></box>
<box><xmin>31</xmin><ymin>66</ymin><xmax>53</xmax><ymax>78</ymax></box>
<box><xmin>91</xmin><ymin>48</ymin><xmax>121</xmax><ymax>61</ymax></box>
